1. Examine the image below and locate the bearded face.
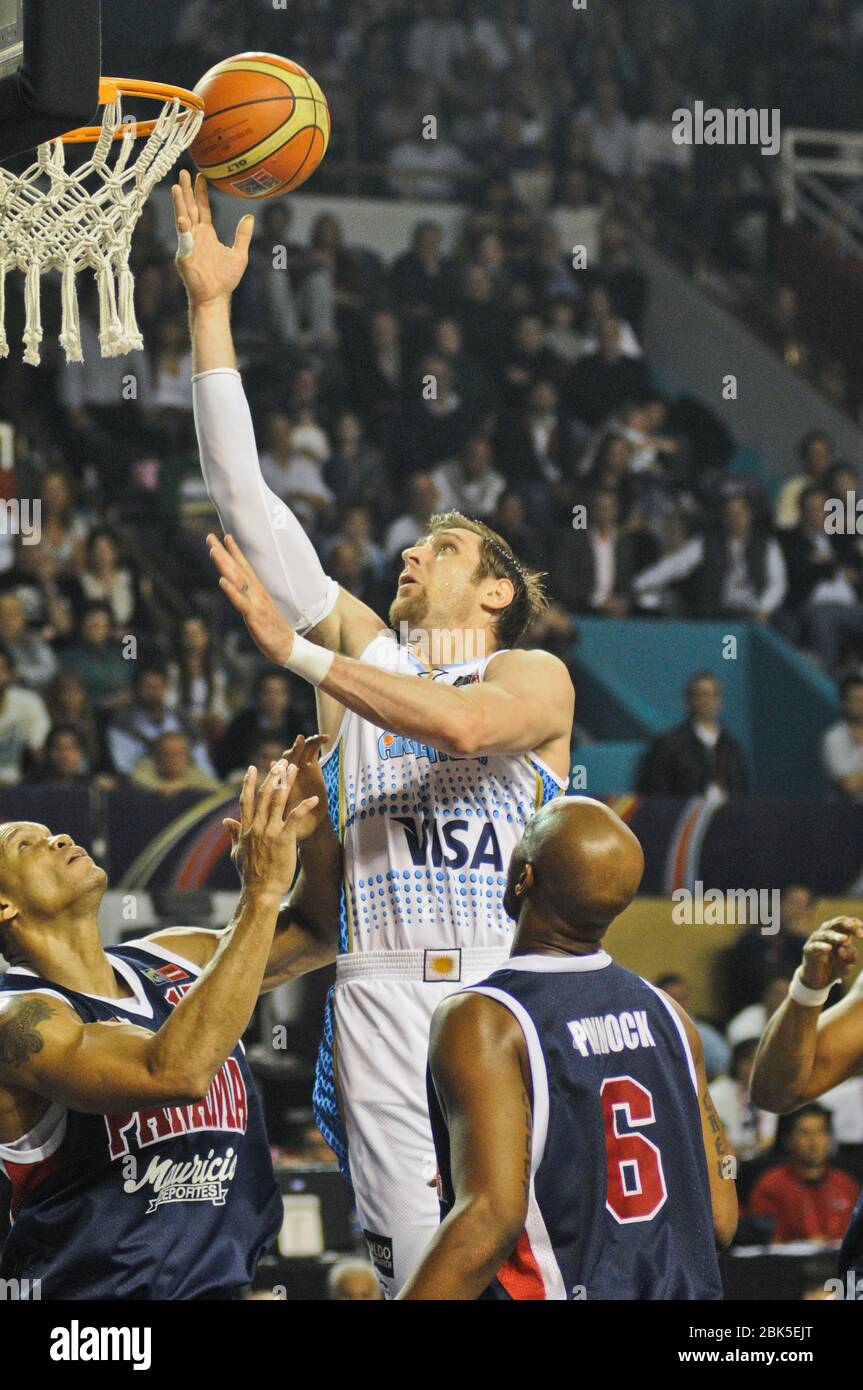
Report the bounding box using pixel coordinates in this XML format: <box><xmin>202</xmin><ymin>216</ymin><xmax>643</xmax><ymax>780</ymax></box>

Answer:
<box><xmin>389</xmin><ymin>582</ymin><xmax>430</xmax><ymax>632</ymax></box>
<box><xmin>389</xmin><ymin>526</ymin><xmax>510</xmax><ymax>658</ymax></box>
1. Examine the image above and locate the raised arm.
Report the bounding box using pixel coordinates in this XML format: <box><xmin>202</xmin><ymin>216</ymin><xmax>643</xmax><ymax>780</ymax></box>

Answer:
<box><xmin>0</xmin><ymin>761</ymin><xmax>316</xmax><ymax>1114</ymax></box>
<box><xmin>308</xmin><ymin>644</ymin><xmax>574</xmax><ymax>761</ymax></box>
<box><xmin>172</xmin><ymin>170</ymin><xmax>383</xmax><ymax>679</ymax></box>
<box><xmin>398</xmin><ymin>992</ymin><xmax>531</xmax><ymax>1300</ymax></box>
<box><xmin>209</xmin><ymin>533</ymin><xmax>574</xmax><ymax>766</ymax></box>
<box><xmin>750</xmin><ymin>916</ymin><xmax>863</xmax><ymax>1113</ymax></box>
<box><xmin>147</xmin><ymin>736</ymin><xmax>343</xmax><ymax>991</ymax></box>
<box><xmin>259</xmin><ymin>735</ymin><xmax>342</xmax><ymax>989</ymax></box>
<box><xmin>259</xmin><ymin>816</ymin><xmax>342</xmax><ymax>989</ymax></box>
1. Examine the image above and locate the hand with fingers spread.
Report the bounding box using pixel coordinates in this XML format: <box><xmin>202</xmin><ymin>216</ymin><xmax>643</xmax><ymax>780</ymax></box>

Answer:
<box><xmin>281</xmin><ymin>734</ymin><xmax>330</xmax><ymax>841</ymax></box>
<box><xmin>800</xmin><ymin>916</ymin><xmax>863</xmax><ymax>992</ymax></box>
<box><xmin>224</xmin><ymin>759</ymin><xmax>320</xmax><ymax>896</ymax></box>
<box><xmin>173</xmin><ymin>168</ymin><xmax>255</xmax><ymax>308</ymax></box>
<box><xmin>208</xmin><ymin>532</ymin><xmax>297</xmax><ymax>666</ymax></box>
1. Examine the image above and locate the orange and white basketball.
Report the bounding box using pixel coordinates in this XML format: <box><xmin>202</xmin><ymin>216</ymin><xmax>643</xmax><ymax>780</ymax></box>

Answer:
<box><xmin>190</xmin><ymin>52</ymin><xmax>330</xmax><ymax>199</ymax></box>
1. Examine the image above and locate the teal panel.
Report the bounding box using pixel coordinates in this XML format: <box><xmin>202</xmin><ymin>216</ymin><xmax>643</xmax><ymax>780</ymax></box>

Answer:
<box><xmin>570</xmin><ymin>742</ymin><xmax>647</xmax><ymax>797</ymax></box>
<box><xmin>567</xmin><ymin>618</ymin><xmax>839</xmax><ymax>797</ymax></box>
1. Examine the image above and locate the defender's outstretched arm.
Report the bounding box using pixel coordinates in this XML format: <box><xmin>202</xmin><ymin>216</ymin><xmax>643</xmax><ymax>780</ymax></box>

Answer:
<box><xmin>148</xmin><ymin>735</ymin><xmax>343</xmax><ymax>990</ymax></box>
<box><xmin>750</xmin><ymin>917</ymin><xmax>863</xmax><ymax>1113</ymax></box>
<box><xmin>0</xmin><ymin>763</ymin><xmax>316</xmax><ymax>1113</ymax></box>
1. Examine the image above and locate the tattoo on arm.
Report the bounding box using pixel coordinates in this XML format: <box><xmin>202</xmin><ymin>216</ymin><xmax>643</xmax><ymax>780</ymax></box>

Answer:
<box><xmin>703</xmin><ymin>1088</ymin><xmax>721</xmax><ymax>1136</ymax></box>
<box><xmin>702</xmin><ymin>1086</ymin><xmax>732</xmax><ymax>1178</ymax></box>
<box><xmin>0</xmin><ymin>999</ymin><xmax>55</xmax><ymax>1067</ymax></box>
<box><xmin>521</xmin><ymin>1087</ymin><xmax>533</xmax><ymax>1202</ymax></box>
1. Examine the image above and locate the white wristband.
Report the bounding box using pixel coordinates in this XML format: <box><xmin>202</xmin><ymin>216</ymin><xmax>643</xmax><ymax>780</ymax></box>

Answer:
<box><xmin>284</xmin><ymin>634</ymin><xmax>335</xmax><ymax>687</ymax></box>
<box><xmin>789</xmin><ymin>968</ymin><xmax>833</xmax><ymax>1008</ymax></box>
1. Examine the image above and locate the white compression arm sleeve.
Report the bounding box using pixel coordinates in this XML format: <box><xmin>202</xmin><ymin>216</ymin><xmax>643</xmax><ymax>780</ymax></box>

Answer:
<box><xmin>193</xmin><ymin>367</ymin><xmax>339</xmax><ymax>635</ymax></box>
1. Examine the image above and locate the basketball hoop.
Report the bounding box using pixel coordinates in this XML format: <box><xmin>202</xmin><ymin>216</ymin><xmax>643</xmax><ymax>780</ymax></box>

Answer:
<box><xmin>0</xmin><ymin>77</ymin><xmax>205</xmax><ymax>365</ymax></box>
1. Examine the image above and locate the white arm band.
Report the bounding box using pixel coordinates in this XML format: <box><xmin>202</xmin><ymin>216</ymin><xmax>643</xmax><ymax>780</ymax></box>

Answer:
<box><xmin>284</xmin><ymin>633</ymin><xmax>335</xmax><ymax>687</ymax></box>
<box><xmin>193</xmin><ymin>368</ymin><xmax>339</xmax><ymax>635</ymax></box>
<box><xmin>788</xmin><ymin>968</ymin><xmax>833</xmax><ymax>1008</ymax></box>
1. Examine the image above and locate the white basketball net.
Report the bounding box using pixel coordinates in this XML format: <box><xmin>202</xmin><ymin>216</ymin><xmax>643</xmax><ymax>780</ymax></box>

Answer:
<box><xmin>0</xmin><ymin>89</ymin><xmax>204</xmax><ymax>365</ymax></box>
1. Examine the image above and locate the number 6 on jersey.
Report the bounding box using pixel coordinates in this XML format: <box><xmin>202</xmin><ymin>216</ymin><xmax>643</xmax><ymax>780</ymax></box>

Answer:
<box><xmin>602</xmin><ymin>1076</ymin><xmax>669</xmax><ymax>1224</ymax></box>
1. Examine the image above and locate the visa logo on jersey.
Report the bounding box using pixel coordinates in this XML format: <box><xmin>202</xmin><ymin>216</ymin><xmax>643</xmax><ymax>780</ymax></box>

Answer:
<box><xmin>377</xmin><ymin>732</ymin><xmax>488</xmax><ymax>766</ymax></box>
<box><xmin>395</xmin><ymin>815</ymin><xmax>504</xmax><ymax>871</ymax></box>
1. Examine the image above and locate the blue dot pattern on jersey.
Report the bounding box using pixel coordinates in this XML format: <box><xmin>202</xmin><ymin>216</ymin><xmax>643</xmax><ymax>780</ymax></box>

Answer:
<box><xmin>313</xmin><ymin>742</ymin><xmax>351</xmax><ymax>1177</ymax></box>
<box><xmin>312</xmin><ymin>984</ymin><xmax>348</xmax><ymax>1178</ymax></box>
<box><xmin>344</xmin><ymin>753</ymin><xmax>553</xmax><ymax>938</ymax></box>
<box><xmin>312</xmin><ymin>726</ymin><xmax>563</xmax><ymax>1176</ymax></box>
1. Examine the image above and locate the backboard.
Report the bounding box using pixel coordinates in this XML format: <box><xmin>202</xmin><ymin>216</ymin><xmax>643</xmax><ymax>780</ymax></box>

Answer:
<box><xmin>0</xmin><ymin>1</ymin><xmax>23</xmax><ymax>82</ymax></box>
<box><xmin>0</xmin><ymin>0</ymin><xmax>101</xmax><ymax>161</ymax></box>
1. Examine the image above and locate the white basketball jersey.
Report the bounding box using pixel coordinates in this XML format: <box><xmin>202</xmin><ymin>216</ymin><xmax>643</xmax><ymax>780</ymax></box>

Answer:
<box><xmin>320</xmin><ymin>631</ymin><xmax>567</xmax><ymax>954</ymax></box>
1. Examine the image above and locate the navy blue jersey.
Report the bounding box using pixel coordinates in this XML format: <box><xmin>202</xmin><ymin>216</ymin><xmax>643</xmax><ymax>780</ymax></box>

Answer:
<box><xmin>0</xmin><ymin>939</ymin><xmax>282</xmax><ymax>1300</ymax></box>
<box><xmin>428</xmin><ymin>951</ymin><xmax>723</xmax><ymax>1300</ymax></box>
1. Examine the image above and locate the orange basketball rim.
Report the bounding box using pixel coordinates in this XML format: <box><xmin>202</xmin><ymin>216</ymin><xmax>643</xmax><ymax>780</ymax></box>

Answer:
<box><xmin>60</xmin><ymin>77</ymin><xmax>205</xmax><ymax>142</ymax></box>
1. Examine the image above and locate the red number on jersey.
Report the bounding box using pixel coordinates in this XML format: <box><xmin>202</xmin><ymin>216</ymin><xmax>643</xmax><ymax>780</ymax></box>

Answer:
<box><xmin>601</xmin><ymin>1076</ymin><xmax>668</xmax><ymax>1224</ymax></box>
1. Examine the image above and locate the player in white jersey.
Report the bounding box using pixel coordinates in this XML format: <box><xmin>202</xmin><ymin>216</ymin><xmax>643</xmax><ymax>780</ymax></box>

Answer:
<box><xmin>172</xmin><ymin>171</ymin><xmax>575</xmax><ymax>1293</ymax></box>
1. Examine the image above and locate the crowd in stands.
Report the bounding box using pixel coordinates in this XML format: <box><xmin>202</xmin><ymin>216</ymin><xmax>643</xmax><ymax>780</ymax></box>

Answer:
<box><xmin>95</xmin><ymin>0</ymin><xmax>863</xmax><ymax>418</ymax></box>
<box><xmin>0</xmin><ymin>0</ymin><xmax>859</xmax><ymax>792</ymax></box>
<box><xmin>3</xmin><ymin>0</ymin><xmax>863</xmax><ymax>1302</ymax></box>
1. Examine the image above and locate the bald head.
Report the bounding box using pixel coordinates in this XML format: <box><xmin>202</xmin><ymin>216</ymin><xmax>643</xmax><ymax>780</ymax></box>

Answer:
<box><xmin>504</xmin><ymin>798</ymin><xmax>644</xmax><ymax>943</ymax></box>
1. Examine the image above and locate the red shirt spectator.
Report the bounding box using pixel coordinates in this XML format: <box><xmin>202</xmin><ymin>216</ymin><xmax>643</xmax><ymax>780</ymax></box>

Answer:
<box><xmin>748</xmin><ymin>1105</ymin><xmax>860</xmax><ymax>1244</ymax></box>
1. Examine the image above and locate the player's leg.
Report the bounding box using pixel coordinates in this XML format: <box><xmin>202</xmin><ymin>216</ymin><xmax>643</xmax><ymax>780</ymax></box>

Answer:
<box><xmin>333</xmin><ymin>979</ymin><xmax>450</xmax><ymax>1297</ymax></box>
<box><xmin>343</xmin><ymin>1097</ymin><xmax>441</xmax><ymax>1297</ymax></box>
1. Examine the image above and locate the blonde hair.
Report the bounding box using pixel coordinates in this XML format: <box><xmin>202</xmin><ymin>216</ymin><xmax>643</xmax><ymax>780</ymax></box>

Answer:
<box><xmin>428</xmin><ymin>510</ymin><xmax>548</xmax><ymax>647</ymax></box>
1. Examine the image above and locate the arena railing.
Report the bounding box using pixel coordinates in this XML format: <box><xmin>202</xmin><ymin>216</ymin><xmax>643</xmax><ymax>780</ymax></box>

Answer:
<box><xmin>780</xmin><ymin>127</ymin><xmax>863</xmax><ymax>260</ymax></box>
